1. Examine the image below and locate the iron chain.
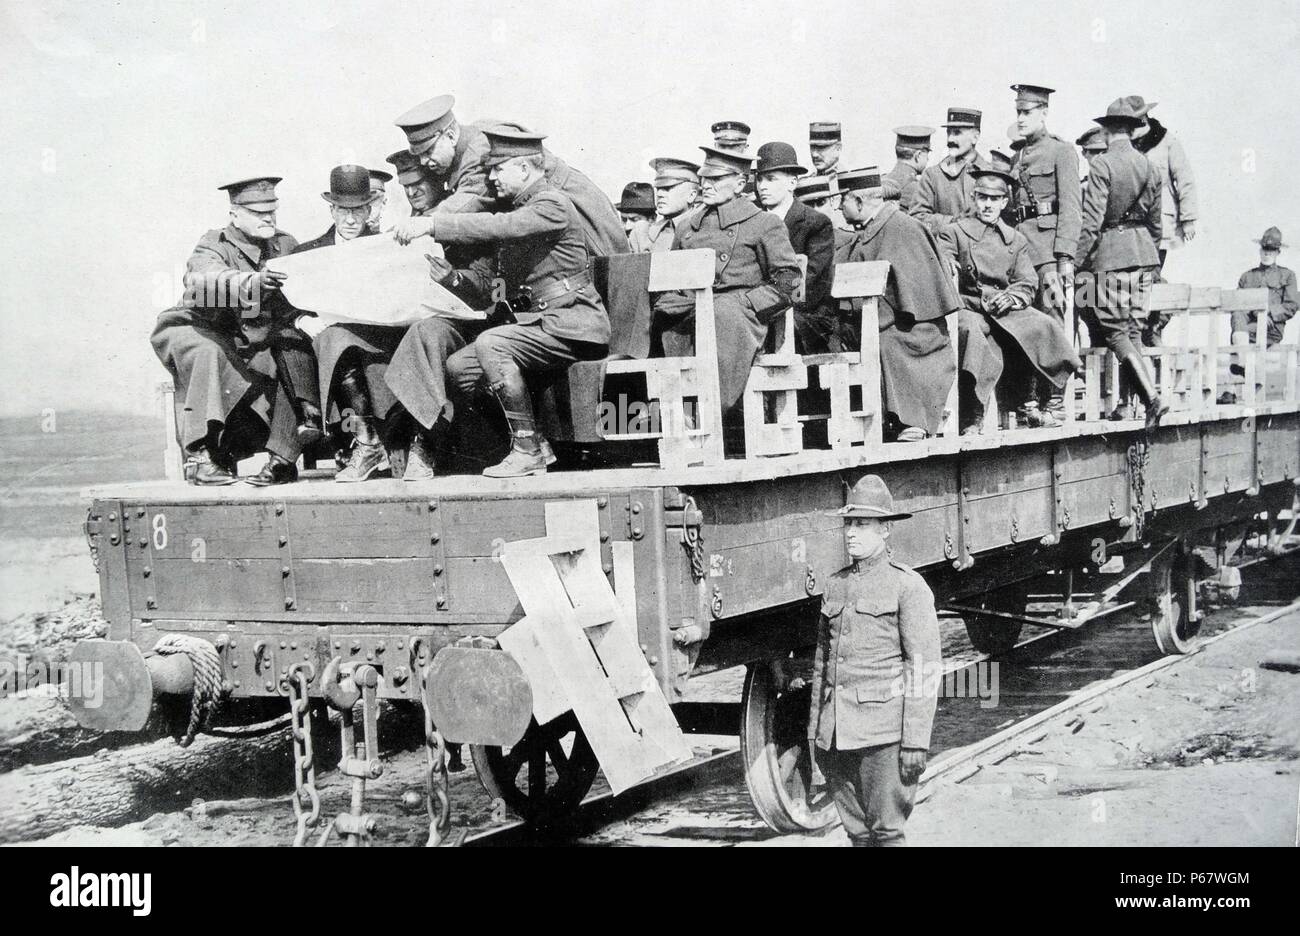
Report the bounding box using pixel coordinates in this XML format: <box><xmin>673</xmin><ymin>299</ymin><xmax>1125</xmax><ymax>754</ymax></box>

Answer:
<box><xmin>286</xmin><ymin>661</ymin><xmax>320</xmax><ymax>847</ymax></box>
<box><xmin>421</xmin><ymin>664</ymin><xmax>452</xmax><ymax>846</ymax></box>
<box><xmin>682</xmin><ymin>495</ymin><xmax>706</xmax><ymax>583</ymax></box>
<box><xmin>1128</xmin><ymin>440</ymin><xmax>1150</xmax><ymax>540</ymax></box>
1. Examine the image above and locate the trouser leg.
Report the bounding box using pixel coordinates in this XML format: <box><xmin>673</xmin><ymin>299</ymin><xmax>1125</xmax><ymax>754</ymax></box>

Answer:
<box><xmin>816</xmin><ymin>745</ymin><xmax>873</xmax><ymax>846</ymax></box>
<box><xmin>819</xmin><ymin>742</ymin><xmax>916</xmax><ymax>846</ymax></box>
<box><xmin>337</xmin><ymin>364</ymin><xmax>381</xmax><ymax>445</ymax></box>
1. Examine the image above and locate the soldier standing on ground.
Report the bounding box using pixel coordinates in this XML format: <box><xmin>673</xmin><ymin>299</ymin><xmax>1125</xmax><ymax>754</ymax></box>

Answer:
<box><xmin>809</xmin><ymin>474</ymin><xmax>941</xmax><ymax>847</ymax></box>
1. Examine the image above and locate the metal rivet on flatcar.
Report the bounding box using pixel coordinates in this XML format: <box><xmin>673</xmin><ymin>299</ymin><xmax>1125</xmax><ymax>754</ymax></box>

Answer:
<box><xmin>428</xmin><ymin>500</ymin><xmax>438</xmax><ymax>511</ymax></box>
<box><xmin>632</xmin><ymin>526</ymin><xmax>642</xmax><ymax>537</ymax></box>
<box><xmin>430</xmin><ymin>534</ymin><xmax>439</xmax><ymax>544</ymax></box>
<box><xmin>108</xmin><ymin>512</ymin><xmax>117</xmax><ymax>521</ymax></box>
<box><xmin>351</xmin><ymin>640</ymin><xmax>361</xmax><ymax>652</ymax></box>
<box><xmin>136</xmin><ymin>509</ymin><xmax>145</xmax><ymax>518</ymax></box>
<box><xmin>436</xmin><ymin>596</ymin><xmax>447</xmax><ymax>608</ymax></box>
<box><xmin>648</xmin><ymin>656</ymin><xmax>658</xmax><ymax>666</ymax></box>
<box><xmin>597</xmin><ymin>496</ymin><xmax>608</xmax><ymax>508</ymax></box>
<box><xmin>600</xmin><ymin>531</ymin><xmax>609</xmax><ymax>542</ymax></box>
<box><xmin>281</xmin><ymin>565</ymin><xmax>290</xmax><ymax>576</ymax></box>
<box><xmin>274</xmin><ymin>505</ymin><xmax>284</xmax><ymax>515</ymax></box>
<box><xmin>280</xmin><ymin>640</ymin><xmax>287</xmax><ymax>649</ymax></box>
<box><xmin>284</xmin><ymin>599</ymin><xmax>295</xmax><ymax>610</ymax></box>
<box><xmin>376</xmin><ymin>641</ymin><xmax>386</xmax><ymax>653</ymax></box>
<box><xmin>290</xmin><ymin>641</ymin><xmax>297</xmax><ymax>650</ymax></box>
<box><xmin>230</xmin><ymin>659</ymin><xmax>238</xmax><ymax>668</ymax></box>
<box><xmin>434</xmin><ymin>564</ymin><xmax>443</xmax><ymax>575</ymax></box>
<box><xmin>109</xmin><ymin>535</ymin><xmax>119</xmax><ymax>545</ymax></box>
<box><xmin>631</xmin><ymin>503</ymin><xmax>641</xmax><ymax>514</ymax></box>
<box><xmin>278</xmin><ymin>535</ymin><xmax>288</xmax><ymax>546</ymax></box>
<box><xmin>334</xmin><ymin>640</ymin><xmax>342</xmax><ymax>649</ymax></box>
<box><xmin>265</xmin><ymin>681</ymin><xmax>274</xmax><ymax>692</ymax></box>
<box><xmin>233</xmin><ymin>680</ymin><xmax>241</xmax><ymax>688</ymax></box>
<box><xmin>143</xmin><ymin>566</ymin><xmax>151</xmax><ymax>577</ymax></box>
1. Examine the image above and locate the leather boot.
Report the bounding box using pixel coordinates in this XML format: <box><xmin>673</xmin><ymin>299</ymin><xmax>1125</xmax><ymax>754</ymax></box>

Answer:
<box><xmin>246</xmin><ymin>452</ymin><xmax>299</xmax><ymax>486</ymax></box>
<box><xmin>295</xmin><ymin>401</ymin><xmax>324</xmax><ymax>447</ymax></box>
<box><xmin>483</xmin><ymin>379</ymin><xmax>548</xmax><ymax>478</ymax></box>
<box><xmin>184</xmin><ymin>447</ymin><xmax>237</xmax><ymax>486</ymax></box>
<box><xmin>1121</xmin><ymin>348</ymin><xmax>1168</xmax><ymax>429</ymax></box>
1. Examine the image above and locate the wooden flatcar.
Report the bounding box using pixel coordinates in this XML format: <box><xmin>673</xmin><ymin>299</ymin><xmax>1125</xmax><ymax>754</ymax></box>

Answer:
<box><xmin>70</xmin><ymin>251</ymin><xmax>1300</xmax><ymax>840</ymax></box>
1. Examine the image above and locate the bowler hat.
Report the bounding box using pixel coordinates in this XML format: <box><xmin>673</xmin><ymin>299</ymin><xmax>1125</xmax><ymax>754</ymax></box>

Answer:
<box><xmin>1094</xmin><ymin>97</ymin><xmax>1146</xmax><ymax>127</ymax></box>
<box><xmin>616</xmin><ymin>182</ymin><xmax>655</xmax><ymax>214</ymax></box>
<box><xmin>834</xmin><ymin>475</ymin><xmax>912</xmax><ymax>520</ymax></box>
<box><xmin>1255</xmin><ymin>226</ymin><xmax>1288</xmax><ymax>250</ymax></box>
<box><xmin>754</xmin><ymin>141</ymin><xmax>807</xmax><ymax>176</ymax></box>
<box><xmin>321</xmin><ymin>165</ymin><xmax>377</xmax><ymax>208</ymax></box>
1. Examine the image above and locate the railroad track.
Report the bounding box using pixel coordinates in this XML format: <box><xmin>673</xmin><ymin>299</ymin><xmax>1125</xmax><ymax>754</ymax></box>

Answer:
<box><xmin>462</xmin><ymin>551</ymin><xmax>1300</xmax><ymax>846</ymax></box>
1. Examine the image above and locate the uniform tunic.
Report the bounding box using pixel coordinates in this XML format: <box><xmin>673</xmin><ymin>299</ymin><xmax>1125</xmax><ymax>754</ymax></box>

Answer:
<box><xmin>1235</xmin><ymin>264</ymin><xmax>1299</xmax><ymax>346</ymax></box>
<box><xmin>628</xmin><ymin>213</ymin><xmax>687</xmax><ymax>253</ymax></box>
<box><xmin>938</xmin><ymin>217</ymin><xmax>1081</xmax><ymax>408</ymax></box>
<box><xmin>883</xmin><ymin>161</ymin><xmax>921</xmax><ymax>212</ymax></box>
<box><xmin>1133</xmin><ymin>119</ymin><xmax>1198</xmax><ymax>252</ymax></box>
<box><xmin>1073</xmin><ymin>137</ymin><xmax>1162</xmax><ymax>351</ymax></box>
<box><xmin>910</xmin><ymin>154</ymin><xmax>991</xmax><ymax>235</ymax></box>
<box><xmin>150</xmin><ymin>224</ymin><xmax>317</xmax><ymax>459</ymax></box>
<box><xmin>843</xmin><ymin>203</ymin><xmax>960</xmax><ymax>434</ymax></box>
<box><xmin>809</xmin><ymin>548</ymin><xmax>941</xmax><ymax>846</ymax></box>
<box><xmin>653</xmin><ymin>196</ymin><xmax>801</xmax><ymax>410</ymax></box>
<box><xmin>1011</xmin><ymin>131</ymin><xmax>1082</xmax><ymax>322</ymax></box>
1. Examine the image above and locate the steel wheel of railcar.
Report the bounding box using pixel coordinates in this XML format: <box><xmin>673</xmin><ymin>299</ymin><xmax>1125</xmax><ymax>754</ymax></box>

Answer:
<box><xmin>962</xmin><ymin>587</ymin><xmax>1028</xmax><ymax>657</ymax></box>
<box><xmin>740</xmin><ymin>657</ymin><xmax>837</xmax><ymax>833</ymax></box>
<box><xmin>1150</xmin><ymin>547</ymin><xmax>1200</xmax><ymax>655</ymax></box>
<box><xmin>470</xmin><ymin>713</ymin><xmax>599</xmax><ymax>826</ymax></box>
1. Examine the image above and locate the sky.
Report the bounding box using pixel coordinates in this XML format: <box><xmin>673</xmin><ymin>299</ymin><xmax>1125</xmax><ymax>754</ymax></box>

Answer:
<box><xmin>2</xmin><ymin>0</ymin><xmax>1298</xmax><ymax>417</ymax></box>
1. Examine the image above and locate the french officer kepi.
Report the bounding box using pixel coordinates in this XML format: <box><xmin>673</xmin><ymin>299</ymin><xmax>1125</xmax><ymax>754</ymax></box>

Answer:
<box><xmin>809</xmin><ymin>475</ymin><xmax>941</xmax><ymax>846</ymax></box>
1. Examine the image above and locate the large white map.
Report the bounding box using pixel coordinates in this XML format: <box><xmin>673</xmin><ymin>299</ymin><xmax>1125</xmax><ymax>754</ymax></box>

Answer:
<box><xmin>267</xmin><ymin>235</ymin><xmax>484</xmax><ymax>325</ymax></box>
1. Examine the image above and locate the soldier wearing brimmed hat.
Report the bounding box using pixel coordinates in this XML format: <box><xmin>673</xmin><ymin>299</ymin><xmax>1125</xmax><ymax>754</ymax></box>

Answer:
<box><xmin>911</xmin><ymin>108</ymin><xmax>991</xmax><ymax>235</ymax></box>
<box><xmin>1128</xmin><ymin>95</ymin><xmax>1198</xmax><ymax>274</ymax></box>
<box><xmin>394</xmin><ymin>94</ymin><xmax>492</xmax><ymax>214</ymax></box>
<box><xmin>392</xmin><ymin>127</ymin><xmax>610</xmax><ymax>478</ymax></box>
<box><xmin>1234</xmin><ymin>227</ymin><xmax>1298</xmax><ymax>348</ymax></box>
<box><xmin>630</xmin><ymin>157</ymin><xmax>701</xmax><ymax>253</ymax></box>
<box><xmin>884</xmin><ymin>126</ymin><xmax>933</xmax><ymax>212</ymax></box>
<box><xmin>1073</xmin><ymin>97</ymin><xmax>1166</xmax><ymax>429</ymax></box>
<box><xmin>615</xmin><ymin>181</ymin><xmax>656</xmax><ymax>241</ymax></box>
<box><xmin>1009</xmin><ymin>84</ymin><xmax>1082</xmax><ymax>423</ymax></box>
<box><xmin>809</xmin><ymin>121</ymin><xmax>843</xmax><ymax>176</ymax></box>
<box><xmin>808</xmin><ymin>474</ymin><xmax>941</xmax><ymax>847</ymax></box>
<box><xmin>367</xmin><ymin>167</ymin><xmax>392</xmax><ymax>234</ymax></box>
<box><xmin>937</xmin><ymin>169</ymin><xmax>1081</xmax><ymax>434</ymax></box>
<box><xmin>150</xmin><ymin>176</ymin><xmax>321</xmax><ymax>486</ymax></box>
<box><xmin>386</xmin><ymin>148</ymin><xmax>442</xmax><ymax>216</ymax></box>
<box><xmin>754</xmin><ymin>142</ymin><xmax>837</xmax><ymax>352</ymax></box>
<box><xmin>839</xmin><ymin>169</ymin><xmax>960</xmax><ymax>442</ymax></box>
<box><xmin>652</xmin><ymin>144</ymin><xmax>801</xmax><ymax>425</ymax></box>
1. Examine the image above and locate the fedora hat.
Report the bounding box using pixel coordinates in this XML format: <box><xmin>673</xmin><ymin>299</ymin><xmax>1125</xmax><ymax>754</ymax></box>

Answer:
<box><xmin>833</xmin><ymin>474</ymin><xmax>912</xmax><ymax>520</ymax></box>
<box><xmin>616</xmin><ymin>181</ymin><xmax>655</xmax><ymax>214</ymax></box>
<box><xmin>321</xmin><ymin>165</ymin><xmax>377</xmax><ymax>208</ymax></box>
<box><xmin>1094</xmin><ymin>97</ymin><xmax>1146</xmax><ymax>127</ymax></box>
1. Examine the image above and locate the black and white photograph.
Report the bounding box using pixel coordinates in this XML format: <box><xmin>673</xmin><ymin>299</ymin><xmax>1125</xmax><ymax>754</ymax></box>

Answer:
<box><xmin>1</xmin><ymin>0</ymin><xmax>1297</xmax><ymax>875</ymax></box>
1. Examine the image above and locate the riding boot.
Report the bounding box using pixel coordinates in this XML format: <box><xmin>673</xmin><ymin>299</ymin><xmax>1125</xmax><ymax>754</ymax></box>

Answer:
<box><xmin>1121</xmin><ymin>348</ymin><xmax>1168</xmax><ymax>430</ymax></box>
<box><xmin>335</xmin><ymin>366</ymin><xmax>388</xmax><ymax>482</ymax></box>
<box><xmin>484</xmin><ymin>378</ymin><xmax>548</xmax><ymax>478</ymax></box>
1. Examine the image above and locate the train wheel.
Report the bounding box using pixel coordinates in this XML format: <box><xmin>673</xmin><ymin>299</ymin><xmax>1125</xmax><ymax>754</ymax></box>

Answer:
<box><xmin>962</xmin><ymin>588</ymin><xmax>1027</xmax><ymax>657</ymax></box>
<box><xmin>470</xmin><ymin>712</ymin><xmax>599</xmax><ymax>827</ymax></box>
<box><xmin>740</xmin><ymin>658</ymin><xmax>838</xmax><ymax>833</ymax></box>
<box><xmin>1150</xmin><ymin>547</ymin><xmax>1200</xmax><ymax>655</ymax></box>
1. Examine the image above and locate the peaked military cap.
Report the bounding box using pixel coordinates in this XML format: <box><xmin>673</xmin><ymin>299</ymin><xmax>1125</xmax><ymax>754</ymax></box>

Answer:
<box><xmin>1094</xmin><ymin>96</ymin><xmax>1146</xmax><ymax>127</ymax></box>
<box><xmin>835</xmin><ymin>474</ymin><xmax>912</xmax><ymax>520</ymax></box>
<box><xmin>941</xmin><ymin>107</ymin><xmax>982</xmax><ymax>129</ymax></box>
<box><xmin>809</xmin><ymin>121</ymin><xmax>842</xmax><ymax>145</ymax></box>
<box><xmin>386</xmin><ymin>149</ymin><xmax>427</xmax><ymax>186</ymax></box>
<box><xmin>710</xmin><ymin>120</ymin><xmax>751</xmax><ymax>145</ymax></box>
<box><xmin>481</xmin><ymin>126</ymin><xmax>547</xmax><ymax>167</ymax></box>
<box><xmin>755</xmin><ymin>141</ymin><xmax>808</xmax><ymax>176</ymax></box>
<box><xmin>395</xmin><ymin>94</ymin><xmax>458</xmax><ymax>154</ymax></box>
<box><xmin>616</xmin><ymin>181</ymin><xmax>655</xmax><ymax>214</ymax></box>
<box><xmin>989</xmin><ymin>150</ymin><xmax>1014</xmax><ymax>172</ymax></box>
<box><xmin>369</xmin><ymin>167</ymin><xmax>393</xmax><ymax>185</ymax></box>
<box><xmin>1011</xmin><ymin>83</ymin><xmax>1055</xmax><ymax>106</ymax></box>
<box><xmin>1255</xmin><ymin>227</ymin><xmax>1288</xmax><ymax>249</ymax></box>
<box><xmin>649</xmin><ymin>157</ymin><xmax>701</xmax><ymax>188</ymax></box>
<box><xmin>322</xmin><ymin>165</ymin><xmax>377</xmax><ymax>208</ymax></box>
<box><xmin>970</xmin><ymin>168</ymin><xmax>1014</xmax><ymax>197</ymax></box>
<box><xmin>698</xmin><ymin>144</ymin><xmax>753</xmax><ymax>178</ymax></box>
<box><xmin>1075</xmin><ymin>126</ymin><xmax>1108</xmax><ymax>152</ymax></box>
<box><xmin>894</xmin><ymin>125</ymin><xmax>935</xmax><ymax>147</ymax></box>
<box><xmin>836</xmin><ymin>167</ymin><xmax>882</xmax><ymax>194</ymax></box>
<box><xmin>219</xmin><ymin>176</ymin><xmax>282</xmax><ymax>210</ymax></box>
<box><xmin>796</xmin><ymin>175</ymin><xmax>835</xmax><ymax>202</ymax></box>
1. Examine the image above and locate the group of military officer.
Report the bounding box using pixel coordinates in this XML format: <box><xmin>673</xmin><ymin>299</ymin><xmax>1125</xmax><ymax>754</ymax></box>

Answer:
<box><xmin>152</xmin><ymin>82</ymin><xmax>1278</xmax><ymax>487</ymax></box>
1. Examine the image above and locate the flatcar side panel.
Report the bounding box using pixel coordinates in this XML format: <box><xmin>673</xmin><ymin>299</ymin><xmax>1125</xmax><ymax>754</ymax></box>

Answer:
<box><xmin>1259</xmin><ymin>412</ymin><xmax>1299</xmax><ymax>483</ymax></box>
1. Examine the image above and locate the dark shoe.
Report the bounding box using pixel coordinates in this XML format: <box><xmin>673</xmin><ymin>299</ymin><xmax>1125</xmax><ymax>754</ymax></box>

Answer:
<box><xmin>184</xmin><ymin>448</ymin><xmax>237</xmax><ymax>486</ymax></box>
<box><xmin>539</xmin><ymin>438</ymin><xmax>558</xmax><ymax>467</ymax></box>
<box><xmin>245</xmin><ymin>454</ymin><xmax>298</xmax><ymax>486</ymax></box>
<box><xmin>295</xmin><ymin>413</ymin><xmax>324</xmax><ymax>447</ymax></box>
<box><xmin>336</xmin><ymin>440</ymin><xmax>387</xmax><ymax>483</ymax></box>
<box><xmin>1018</xmin><ymin>400</ymin><xmax>1061</xmax><ymax>428</ymax></box>
<box><xmin>1145</xmin><ymin>399</ymin><xmax>1169</xmax><ymax>430</ymax></box>
<box><xmin>1216</xmin><ymin>391</ymin><xmax>1239</xmax><ymax>405</ymax></box>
